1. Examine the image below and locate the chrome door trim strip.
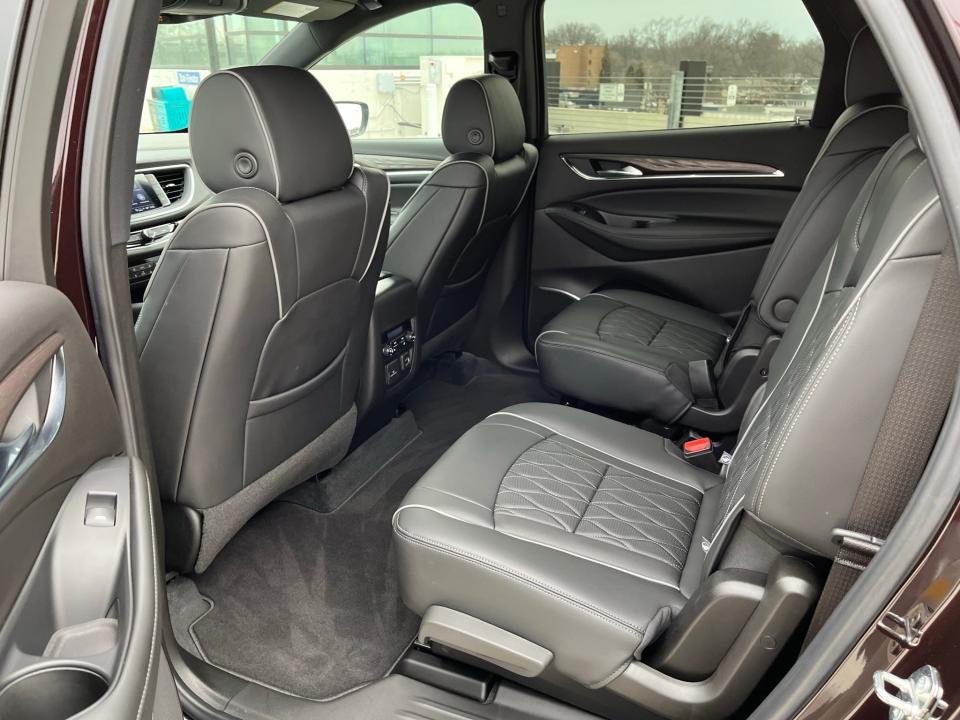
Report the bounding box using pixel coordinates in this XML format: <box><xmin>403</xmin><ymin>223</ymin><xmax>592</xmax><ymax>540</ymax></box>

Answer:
<box><xmin>0</xmin><ymin>346</ymin><xmax>66</xmax><ymax>504</ymax></box>
<box><xmin>561</xmin><ymin>154</ymin><xmax>785</xmax><ymax>182</ymax></box>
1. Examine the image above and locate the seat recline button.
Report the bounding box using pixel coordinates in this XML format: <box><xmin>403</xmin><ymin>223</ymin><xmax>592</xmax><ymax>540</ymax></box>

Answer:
<box><xmin>773</xmin><ymin>298</ymin><xmax>798</xmax><ymax>323</ymax></box>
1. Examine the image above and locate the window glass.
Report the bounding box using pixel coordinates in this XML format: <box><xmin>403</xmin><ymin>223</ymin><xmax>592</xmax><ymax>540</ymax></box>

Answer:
<box><xmin>312</xmin><ymin>4</ymin><xmax>484</xmax><ymax>139</ymax></box>
<box><xmin>542</xmin><ymin>0</ymin><xmax>824</xmax><ymax>134</ymax></box>
<box><xmin>143</xmin><ymin>17</ymin><xmax>295</xmax><ymax>132</ymax></box>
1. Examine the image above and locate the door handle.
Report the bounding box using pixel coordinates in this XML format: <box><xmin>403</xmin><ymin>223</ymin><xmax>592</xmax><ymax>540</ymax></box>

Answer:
<box><xmin>0</xmin><ymin>343</ymin><xmax>66</xmax><ymax>502</ymax></box>
<box><xmin>595</xmin><ymin>166</ymin><xmax>643</xmax><ymax>178</ymax></box>
<box><xmin>0</xmin><ymin>424</ymin><xmax>36</xmax><ymax>482</ymax></box>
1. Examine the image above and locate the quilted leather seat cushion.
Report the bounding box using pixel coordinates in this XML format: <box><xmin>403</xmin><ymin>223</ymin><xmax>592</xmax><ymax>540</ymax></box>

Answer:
<box><xmin>494</xmin><ymin>436</ymin><xmax>701</xmax><ymax>577</ymax></box>
<box><xmin>536</xmin><ymin>290</ymin><xmax>730</xmax><ymax>422</ymax></box>
<box><xmin>393</xmin><ymin>403</ymin><xmax>722</xmax><ymax>688</ymax></box>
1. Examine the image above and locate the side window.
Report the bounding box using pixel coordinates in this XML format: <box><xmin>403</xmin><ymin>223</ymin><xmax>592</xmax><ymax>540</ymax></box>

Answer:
<box><xmin>542</xmin><ymin>1</ymin><xmax>824</xmax><ymax>135</ymax></box>
<box><xmin>143</xmin><ymin>17</ymin><xmax>296</xmax><ymax>133</ymax></box>
<box><xmin>312</xmin><ymin>5</ymin><xmax>484</xmax><ymax>139</ymax></box>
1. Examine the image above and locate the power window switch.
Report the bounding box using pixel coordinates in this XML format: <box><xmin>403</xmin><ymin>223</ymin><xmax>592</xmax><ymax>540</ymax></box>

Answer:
<box><xmin>84</xmin><ymin>492</ymin><xmax>117</xmax><ymax>527</ymax></box>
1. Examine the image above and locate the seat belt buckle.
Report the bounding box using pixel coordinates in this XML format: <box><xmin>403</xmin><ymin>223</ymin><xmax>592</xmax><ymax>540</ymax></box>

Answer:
<box><xmin>682</xmin><ymin>436</ymin><xmax>721</xmax><ymax>472</ymax></box>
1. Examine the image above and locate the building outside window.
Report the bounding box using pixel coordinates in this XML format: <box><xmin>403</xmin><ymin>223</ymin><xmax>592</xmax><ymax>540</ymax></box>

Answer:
<box><xmin>142</xmin><ymin>7</ymin><xmax>484</xmax><ymax>137</ymax></box>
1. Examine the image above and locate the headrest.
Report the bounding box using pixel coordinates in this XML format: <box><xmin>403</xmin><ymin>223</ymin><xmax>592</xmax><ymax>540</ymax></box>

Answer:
<box><xmin>845</xmin><ymin>27</ymin><xmax>900</xmax><ymax>106</ymax></box>
<box><xmin>441</xmin><ymin>75</ymin><xmax>526</xmax><ymax>162</ymax></box>
<box><xmin>190</xmin><ymin>66</ymin><xmax>353</xmax><ymax>203</ymax></box>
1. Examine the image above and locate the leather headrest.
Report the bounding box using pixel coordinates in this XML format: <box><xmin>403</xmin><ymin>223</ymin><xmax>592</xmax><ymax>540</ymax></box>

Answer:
<box><xmin>441</xmin><ymin>75</ymin><xmax>526</xmax><ymax>162</ymax></box>
<box><xmin>190</xmin><ymin>66</ymin><xmax>353</xmax><ymax>203</ymax></box>
<box><xmin>845</xmin><ymin>27</ymin><xmax>900</xmax><ymax>106</ymax></box>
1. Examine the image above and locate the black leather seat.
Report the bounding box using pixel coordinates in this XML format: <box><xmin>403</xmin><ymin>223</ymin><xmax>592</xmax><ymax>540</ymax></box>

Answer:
<box><xmin>383</xmin><ymin>74</ymin><xmax>538</xmax><ymax>359</ymax></box>
<box><xmin>536</xmin><ymin>28</ymin><xmax>908</xmax><ymax>427</ymax></box>
<box><xmin>395</xmin><ymin>132</ymin><xmax>948</xmax><ymax>717</ymax></box>
<box><xmin>136</xmin><ymin>66</ymin><xmax>390</xmax><ymax>572</ymax></box>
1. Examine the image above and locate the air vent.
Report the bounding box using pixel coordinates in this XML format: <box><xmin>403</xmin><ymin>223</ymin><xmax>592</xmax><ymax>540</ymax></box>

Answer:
<box><xmin>152</xmin><ymin>168</ymin><xmax>186</xmax><ymax>204</ymax></box>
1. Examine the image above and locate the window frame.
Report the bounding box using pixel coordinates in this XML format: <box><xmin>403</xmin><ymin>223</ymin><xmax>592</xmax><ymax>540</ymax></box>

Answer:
<box><xmin>536</xmin><ymin>0</ymin><xmax>830</xmax><ymax>138</ymax></box>
<box><xmin>308</xmin><ymin>2</ymin><xmax>486</xmax><ymax>141</ymax></box>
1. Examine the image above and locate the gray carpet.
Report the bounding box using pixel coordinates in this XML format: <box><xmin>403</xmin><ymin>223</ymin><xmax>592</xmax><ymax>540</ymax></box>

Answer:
<box><xmin>282</xmin><ymin>410</ymin><xmax>422</xmax><ymax>514</ymax></box>
<box><xmin>172</xmin><ymin>355</ymin><xmax>554</xmax><ymax>700</ymax></box>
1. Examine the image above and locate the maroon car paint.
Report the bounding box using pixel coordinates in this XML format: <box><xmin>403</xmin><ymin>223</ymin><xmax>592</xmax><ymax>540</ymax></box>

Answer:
<box><xmin>50</xmin><ymin>0</ymin><xmax>108</xmax><ymax>339</ymax></box>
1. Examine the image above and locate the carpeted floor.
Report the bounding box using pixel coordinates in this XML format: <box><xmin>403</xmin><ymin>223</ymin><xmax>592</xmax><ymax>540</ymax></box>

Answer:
<box><xmin>169</xmin><ymin>354</ymin><xmax>554</xmax><ymax>700</ymax></box>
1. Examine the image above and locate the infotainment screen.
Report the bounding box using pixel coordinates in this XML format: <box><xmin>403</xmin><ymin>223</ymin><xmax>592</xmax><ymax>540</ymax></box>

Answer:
<box><xmin>131</xmin><ymin>173</ymin><xmax>166</xmax><ymax>215</ymax></box>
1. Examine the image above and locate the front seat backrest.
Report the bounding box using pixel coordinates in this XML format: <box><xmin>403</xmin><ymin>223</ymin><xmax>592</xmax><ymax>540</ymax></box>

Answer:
<box><xmin>136</xmin><ymin>66</ymin><xmax>390</xmax><ymax>572</ymax></box>
<box><xmin>383</xmin><ymin>74</ymin><xmax>538</xmax><ymax>357</ymax></box>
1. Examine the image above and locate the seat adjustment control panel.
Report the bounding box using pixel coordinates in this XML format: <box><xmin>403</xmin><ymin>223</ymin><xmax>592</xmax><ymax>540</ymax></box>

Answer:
<box><xmin>382</xmin><ymin>321</ymin><xmax>415</xmax><ymax>386</ymax></box>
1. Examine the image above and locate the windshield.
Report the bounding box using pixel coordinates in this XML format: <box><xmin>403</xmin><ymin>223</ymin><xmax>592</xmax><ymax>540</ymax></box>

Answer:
<box><xmin>141</xmin><ymin>17</ymin><xmax>296</xmax><ymax>133</ymax></box>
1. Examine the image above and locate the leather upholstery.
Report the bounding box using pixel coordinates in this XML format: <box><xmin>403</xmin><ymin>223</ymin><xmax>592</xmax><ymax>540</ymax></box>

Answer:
<box><xmin>844</xmin><ymin>25</ymin><xmax>900</xmax><ymax>105</ymax></box>
<box><xmin>537</xmin><ymin>290</ymin><xmax>731</xmax><ymax>422</ymax></box>
<box><xmin>537</xmin><ymin>28</ymin><xmax>908</xmax><ymax>424</ymax></box>
<box><xmin>713</xmin><ymin>135</ymin><xmax>944</xmax><ymax>556</ymax></box>
<box><xmin>137</xmin><ymin>67</ymin><xmax>389</xmax><ymax>571</ymax></box>
<box><xmin>384</xmin><ymin>75</ymin><xmax>538</xmax><ymax>356</ymax></box>
<box><xmin>190</xmin><ymin>66</ymin><xmax>353</xmax><ymax>202</ymax></box>
<box><xmin>441</xmin><ymin>74</ymin><xmax>527</xmax><ymax>162</ymax></box>
<box><xmin>396</xmin><ymin>133</ymin><xmax>949</xmax><ymax>701</ymax></box>
<box><xmin>394</xmin><ymin>403</ymin><xmax>721</xmax><ymax>687</ymax></box>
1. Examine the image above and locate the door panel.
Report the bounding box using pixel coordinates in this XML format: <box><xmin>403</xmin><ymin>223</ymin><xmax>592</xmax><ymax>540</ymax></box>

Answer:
<box><xmin>353</xmin><ymin>137</ymin><xmax>445</xmax><ymax>220</ymax></box>
<box><xmin>527</xmin><ymin>122</ymin><xmax>828</xmax><ymax>343</ymax></box>
<box><xmin>0</xmin><ymin>282</ymin><xmax>166</xmax><ymax>718</ymax></box>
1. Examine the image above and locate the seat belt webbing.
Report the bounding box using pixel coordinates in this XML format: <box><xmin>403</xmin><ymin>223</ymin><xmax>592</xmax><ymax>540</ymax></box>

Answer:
<box><xmin>804</xmin><ymin>242</ymin><xmax>960</xmax><ymax>644</ymax></box>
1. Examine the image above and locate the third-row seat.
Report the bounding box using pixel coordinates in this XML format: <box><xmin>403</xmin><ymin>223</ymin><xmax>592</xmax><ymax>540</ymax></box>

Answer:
<box><xmin>536</xmin><ymin>28</ymin><xmax>907</xmax><ymax>429</ymax></box>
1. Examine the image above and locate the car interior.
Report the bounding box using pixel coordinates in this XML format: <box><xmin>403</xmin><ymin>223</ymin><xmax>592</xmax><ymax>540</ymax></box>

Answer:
<box><xmin>2</xmin><ymin>0</ymin><xmax>958</xmax><ymax>718</ymax></box>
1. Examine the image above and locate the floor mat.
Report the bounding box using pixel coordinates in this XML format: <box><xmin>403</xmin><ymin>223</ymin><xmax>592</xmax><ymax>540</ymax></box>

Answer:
<box><xmin>176</xmin><ymin>355</ymin><xmax>554</xmax><ymax>700</ymax></box>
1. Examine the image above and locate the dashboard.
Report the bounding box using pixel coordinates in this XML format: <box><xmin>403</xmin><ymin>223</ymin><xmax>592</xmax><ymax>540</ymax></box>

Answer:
<box><xmin>128</xmin><ymin>133</ymin><xmax>211</xmax><ymax>305</ymax></box>
<box><xmin>131</xmin><ymin>174</ymin><xmax>166</xmax><ymax>214</ymax></box>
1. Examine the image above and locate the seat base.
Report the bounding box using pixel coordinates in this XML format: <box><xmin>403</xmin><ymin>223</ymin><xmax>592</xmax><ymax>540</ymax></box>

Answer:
<box><xmin>394</xmin><ymin>403</ymin><xmax>721</xmax><ymax>689</ymax></box>
<box><xmin>536</xmin><ymin>291</ymin><xmax>730</xmax><ymax>424</ymax></box>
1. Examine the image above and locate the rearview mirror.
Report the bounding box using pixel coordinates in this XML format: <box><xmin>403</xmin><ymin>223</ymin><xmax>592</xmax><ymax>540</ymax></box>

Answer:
<box><xmin>335</xmin><ymin>101</ymin><xmax>369</xmax><ymax>138</ymax></box>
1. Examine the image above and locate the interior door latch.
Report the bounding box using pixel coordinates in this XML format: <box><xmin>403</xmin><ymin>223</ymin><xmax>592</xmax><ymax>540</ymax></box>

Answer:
<box><xmin>873</xmin><ymin>666</ymin><xmax>948</xmax><ymax>720</ymax></box>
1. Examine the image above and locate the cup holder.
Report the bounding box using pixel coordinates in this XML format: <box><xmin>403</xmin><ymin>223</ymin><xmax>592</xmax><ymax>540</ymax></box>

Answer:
<box><xmin>0</xmin><ymin>666</ymin><xmax>108</xmax><ymax>719</ymax></box>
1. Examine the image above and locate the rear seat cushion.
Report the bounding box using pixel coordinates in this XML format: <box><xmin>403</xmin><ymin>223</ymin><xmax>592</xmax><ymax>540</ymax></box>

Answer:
<box><xmin>393</xmin><ymin>403</ymin><xmax>721</xmax><ymax>687</ymax></box>
<box><xmin>536</xmin><ymin>290</ymin><xmax>730</xmax><ymax>422</ymax></box>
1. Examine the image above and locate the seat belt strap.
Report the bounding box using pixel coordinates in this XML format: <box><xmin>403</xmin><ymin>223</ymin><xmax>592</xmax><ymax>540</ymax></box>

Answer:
<box><xmin>804</xmin><ymin>242</ymin><xmax>960</xmax><ymax>645</ymax></box>
<box><xmin>716</xmin><ymin>302</ymin><xmax>753</xmax><ymax>375</ymax></box>
<box><xmin>688</xmin><ymin>359</ymin><xmax>719</xmax><ymax>410</ymax></box>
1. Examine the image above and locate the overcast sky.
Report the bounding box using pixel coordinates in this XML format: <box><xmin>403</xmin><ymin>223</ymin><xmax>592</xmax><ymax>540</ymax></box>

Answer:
<box><xmin>544</xmin><ymin>0</ymin><xmax>821</xmax><ymax>41</ymax></box>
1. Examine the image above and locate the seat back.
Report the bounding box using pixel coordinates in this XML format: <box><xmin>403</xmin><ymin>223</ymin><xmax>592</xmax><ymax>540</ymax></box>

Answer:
<box><xmin>384</xmin><ymin>75</ymin><xmax>538</xmax><ymax>357</ymax></box>
<box><xmin>709</xmin><ymin>132</ymin><xmax>948</xmax><ymax>561</ymax></box>
<box><xmin>136</xmin><ymin>66</ymin><xmax>389</xmax><ymax>571</ymax></box>
<box><xmin>742</xmin><ymin>28</ymin><xmax>908</xmax><ymax>339</ymax></box>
